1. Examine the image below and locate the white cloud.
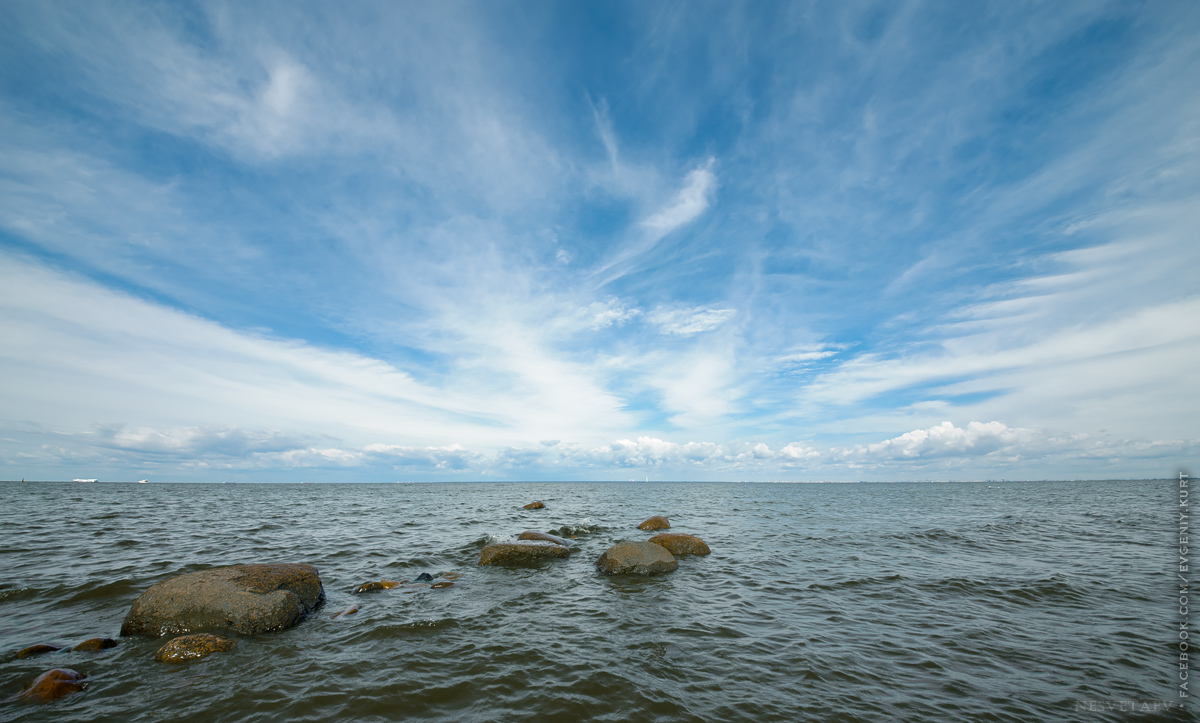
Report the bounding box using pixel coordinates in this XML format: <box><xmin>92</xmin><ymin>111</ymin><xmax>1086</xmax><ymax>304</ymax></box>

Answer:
<box><xmin>363</xmin><ymin>443</ymin><xmax>481</xmax><ymax>470</ymax></box>
<box><xmin>8</xmin><ymin>412</ymin><xmax>1193</xmax><ymax>480</ymax></box>
<box><xmin>800</xmin><ymin>202</ymin><xmax>1200</xmax><ymax>441</ymax></box>
<box><xmin>588</xmin><ymin>298</ymin><xmax>642</xmax><ymax>329</ymax></box>
<box><xmin>648</xmin><ymin>350</ymin><xmax>739</xmax><ymax>427</ymax></box>
<box><xmin>647</xmin><ymin>305</ymin><xmax>736</xmax><ymax>336</ymax></box>
<box><xmin>0</xmin><ymin>252</ymin><xmax>634</xmax><ymax>454</ymax></box>
<box><xmin>778</xmin><ymin>350</ymin><xmax>839</xmax><ymax>363</ymax></box>
<box><xmin>96</xmin><ymin>425</ymin><xmax>315</xmax><ymax>457</ymax></box>
<box><xmin>640</xmin><ymin>162</ymin><xmax>716</xmax><ymax>237</ymax></box>
<box><xmin>857</xmin><ymin>421</ymin><xmax>1030</xmax><ymax>459</ymax></box>
<box><xmin>590</xmin><ymin>159</ymin><xmax>718</xmax><ymax>286</ymax></box>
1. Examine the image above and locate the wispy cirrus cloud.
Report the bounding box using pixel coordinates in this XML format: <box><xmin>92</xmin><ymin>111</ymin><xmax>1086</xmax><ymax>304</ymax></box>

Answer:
<box><xmin>646</xmin><ymin>305</ymin><xmax>736</xmax><ymax>336</ymax></box>
<box><xmin>640</xmin><ymin>162</ymin><xmax>717</xmax><ymax>238</ymax></box>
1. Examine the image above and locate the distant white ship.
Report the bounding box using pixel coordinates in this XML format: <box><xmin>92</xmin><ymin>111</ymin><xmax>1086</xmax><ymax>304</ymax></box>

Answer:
<box><xmin>137</xmin><ymin>479</ymin><xmax>148</xmax><ymax>484</ymax></box>
<box><xmin>73</xmin><ymin>478</ymin><xmax>97</xmax><ymax>483</ymax></box>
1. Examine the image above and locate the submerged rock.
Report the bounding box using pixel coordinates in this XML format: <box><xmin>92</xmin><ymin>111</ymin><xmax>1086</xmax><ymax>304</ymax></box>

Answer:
<box><xmin>637</xmin><ymin>516</ymin><xmax>670</xmax><ymax>531</ymax></box>
<box><xmin>478</xmin><ymin>541</ymin><xmax>570</xmax><ymax>566</ymax></box>
<box><xmin>330</xmin><ymin>605</ymin><xmax>359</xmax><ymax>619</ymax></box>
<box><xmin>517</xmin><ymin>530</ymin><xmax>571</xmax><ymax>547</ymax></box>
<box><xmin>354</xmin><ymin>580</ymin><xmax>401</xmax><ymax>594</ymax></box>
<box><xmin>15</xmin><ymin>644</ymin><xmax>61</xmax><ymax>659</ymax></box>
<box><xmin>647</xmin><ymin>533</ymin><xmax>711</xmax><ymax>556</ymax></box>
<box><xmin>414</xmin><ymin>573</ymin><xmax>434</xmax><ymax>582</ymax></box>
<box><xmin>430</xmin><ymin>581</ymin><xmax>454</xmax><ymax>589</ymax></box>
<box><xmin>120</xmin><ymin>563</ymin><xmax>325</xmax><ymax>637</ymax></box>
<box><xmin>72</xmin><ymin>638</ymin><xmax>118</xmax><ymax>652</ymax></box>
<box><xmin>19</xmin><ymin>668</ymin><xmax>85</xmax><ymax>702</ymax></box>
<box><xmin>154</xmin><ymin>633</ymin><xmax>236</xmax><ymax>663</ymax></box>
<box><xmin>523</xmin><ymin>501</ymin><xmax>545</xmax><ymax>509</ymax></box>
<box><xmin>595</xmin><ymin>541</ymin><xmax>678</xmax><ymax>575</ymax></box>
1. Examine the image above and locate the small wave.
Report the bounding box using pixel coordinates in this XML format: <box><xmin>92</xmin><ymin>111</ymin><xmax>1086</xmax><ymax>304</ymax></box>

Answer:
<box><xmin>548</xmin><ymin>518</ymin><xmax>603</xmax><ymax>537</ymax></box>
<box><xmin>349</xmin><ymin>618</ymin><xmax>461</xmax><ymax>641</ymax></box>
<box><xmin>0</xmin><ymin>584</ymin><xmax>35</xmax><ymax>603</ymax></box>
<box><xmin>921</xmin><ymin>575</ymin><xmax>1086</xmax><ymax>605</ymax></box>
<box><xmin>807</xmin><ymin>574</ymin><xmax>904</xmax><ymax>591</ymax></box>
<box><xmin>467</xmin><ymin>533</ymin><xmax>510</xmax><ymax>550</ymax></box>
<box><xmin>885</xmin><ymin>527</ymin><xmax>989</xmax><ymax>550</ymax></box>
<box><xmin>1005</xmin><ymin>576</ymin><xmax>1087</xmax><ymax>604</ymax></box>
<box><xmin>62</xmin><ymin>574</ymin><xmax>145</xmax><ymax>602</ymax></box>
<box><xmin>911</xmin><ymin>528</ymin><xmax>964</xmax><ymax>541</ymax></box>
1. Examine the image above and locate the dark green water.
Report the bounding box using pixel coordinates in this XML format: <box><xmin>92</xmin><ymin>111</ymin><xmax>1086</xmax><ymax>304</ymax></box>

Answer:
<box><xmin>0</xmin><ymin>480</ymin><xmax>1188</xmax><ymax>721</ymax></box>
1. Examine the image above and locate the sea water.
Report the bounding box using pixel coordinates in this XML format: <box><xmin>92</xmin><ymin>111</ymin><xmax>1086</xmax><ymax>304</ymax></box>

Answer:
<box><xmin>0</xmin><ymin>480</ymin><xmax>1188</xmax><ymax>722</ymax></box>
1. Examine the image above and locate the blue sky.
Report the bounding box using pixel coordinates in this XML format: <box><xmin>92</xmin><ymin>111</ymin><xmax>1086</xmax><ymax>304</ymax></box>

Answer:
<box><xmin>1</xmin><ymin>0</ymin><xmax>1197</xmax><ymax>482</ymax></box>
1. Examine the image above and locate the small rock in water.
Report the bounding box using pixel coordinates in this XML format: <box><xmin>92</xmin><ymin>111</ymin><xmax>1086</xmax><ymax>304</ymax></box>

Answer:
<box><xmin>647</xmin><ymin>533</ymin><xmax>711</xmax><ymax>556</ymax></box>
<box><xmin>16</xmin><ymin>644</ymin><xmax>61</xmax><ymax>659</ymax></box>
<box><xmin>596</xmin><ymin>541</ymin><xmax>678</xmax><ymax>575</ymax></box>
<box><xmin>478</xmin><ymin>541</ymin><xmax>570</xmax><ymax>566</ymax></box>
<box><xmin>154</xmin><ymin>633</ymin><xmax>237</xmax><ymax>663</ymax></box>
<box><xmin>523</xmin><ymin>501</ymin><xmax>545</xmax><ymax>509</ymax></box>
<box><xmin>637</xmin><ymin>516</ymin><xmax>670</xmax><ymax>531</ymax></box>
<box><xmin>414</xmin><ymin>572</ymin><xmax>434</xmax><ymax>582</ymax></box>
<box><xmin>354</xmin><ymin>580</ymin><xmax>401</xmax><ymax>594</ymax></box>
<box><xmin>72</xmin><ymin>638</ymin><xmax>118</xmax><ymax>652</ymax></box>
<box><xmin>19</xmin><ymin>668</ymin><xmax>86</xmax><ymax>702</ymax></box>
<box><xmin>331</xmin><ymin>605</ymin><xmax>359</xmax><ymax>619</ymax></box>
<box><xmin>430</xmin><ymin>581</ymin><xmax>454</xmax><ymax>589</ymax></box>
<box><xmin>439</xmin><ymin>571</ymin><xmax>461</xmax><ymax>580</ymax></box>
<box><xmin>518</xmin><ymin>530</ymin><xmax>571</xmax><ymax>547</ymax></box>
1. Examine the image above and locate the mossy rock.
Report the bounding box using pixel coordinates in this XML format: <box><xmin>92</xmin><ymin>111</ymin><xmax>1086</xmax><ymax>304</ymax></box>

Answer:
<box><xmin>478</xmin><ymin>541</ymin><xmax>569</xmax><ymax>566</ymax></box>
<box><xmin>154</xmin><ymin>633</ymin><xmax>236</xmax><ymax>663</ymax></box>
<box><xmin>647</xmin><ymin>533</ymin><xmax>711</xmax><ymax>555</ymax></box>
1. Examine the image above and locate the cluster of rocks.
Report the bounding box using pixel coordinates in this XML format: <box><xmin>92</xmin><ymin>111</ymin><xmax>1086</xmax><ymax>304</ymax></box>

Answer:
<box><xmin>595</xmin><ymin>516</ymin><xmax>711</xmax><ymax>575</ymax></box>
<box><xmin>474</xmin><ymin>501</ymin><xmax>576</xmax><ymax>566</ymax></box>
<box><xmin>13</xmin><ymin>638</ymin><xmax>117</xmax><ymax>703</ymax></box>
<box><xmin>476</xmin><ymin>503</ymin><xmax>711</xmax><ymax>577</ymax></box>
<box><xmin>12</xmin><ymin>502</ymin><xmax>713</xmax><ymax>704</ymax></box>
<box><xmin>331</xmin><ymin>571</ymin><xmax>458</xmax><ymax>619</ymax></box>
<box><xmin>351</xmin><ymin>571</ymin><xmax>458</xmax><ymax>595</ymax></box>
<box><xmin>16</xmin><ymin>638</ymin><xmax>117</xmax><ymax>659</ymax></box>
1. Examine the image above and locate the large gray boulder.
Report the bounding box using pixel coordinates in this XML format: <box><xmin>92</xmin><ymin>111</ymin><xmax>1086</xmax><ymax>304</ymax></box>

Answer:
<box><xmin>120</xmin><ymin>563</ymin><xmax>325</xmax><ymax>637</ymax></box>
<box><xmin>595</xmin><ymin>541</ymin><xmax>678</xmax><ymax>575</ymax></box>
